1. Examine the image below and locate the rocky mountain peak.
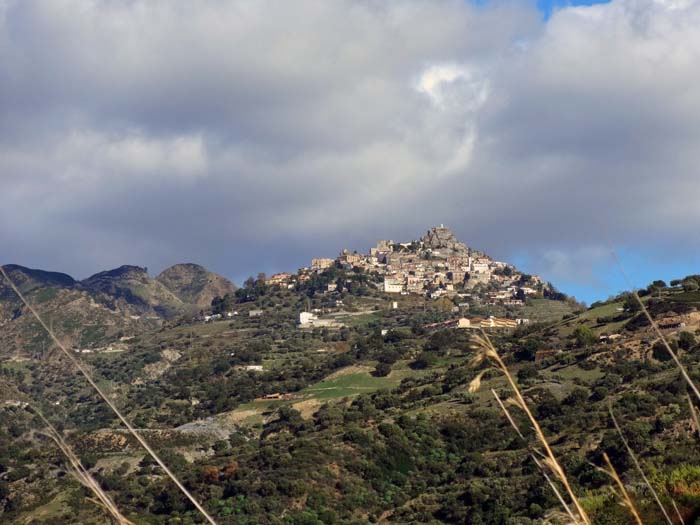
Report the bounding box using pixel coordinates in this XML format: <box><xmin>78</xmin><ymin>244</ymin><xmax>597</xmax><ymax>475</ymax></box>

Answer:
<box><xmin>420</xmin><ymin>225</ymin><xmax>469</xmax><ymax>255</ymax></box>
<box><xmin>1</xmin><ymin>264</ymin><xmax>76</xmax><ymax>292</ymax></box>
<box><xmin>83</xmin><ymin>265</ymin><xmax>149</xmax><ymax>283</ymax></box>
<box><xmin>156</xmin><ymin>263</ymin><xmax>237</xmax><ymax>309</ymax></box>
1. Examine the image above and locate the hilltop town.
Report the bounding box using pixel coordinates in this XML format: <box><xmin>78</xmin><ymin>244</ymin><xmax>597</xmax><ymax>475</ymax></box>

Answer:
<box><xmin>194</xmin><ymin>225</ymin><xmax>575</xmax><ymax>335</ymax></box>
<box><xmin>5</xmin><ymin>231</ymin><xmax>700</xmax><ymax>525</ymax></box>
<box><xmin>266</xmin><ymin>225</ymin><xmax>559</xmax><ymax>307</ymax></box>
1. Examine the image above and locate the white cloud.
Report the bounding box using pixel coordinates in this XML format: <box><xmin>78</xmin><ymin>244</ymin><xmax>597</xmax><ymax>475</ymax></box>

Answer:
<box><xmin>1</xmin><ymin>0</ymin><xmax>700</xmax><ymax>296</ymax></box>
<box><xmin>416</xmin><ymin>64</ymin><xmax>488</xmax><ymax>110</ymax></box>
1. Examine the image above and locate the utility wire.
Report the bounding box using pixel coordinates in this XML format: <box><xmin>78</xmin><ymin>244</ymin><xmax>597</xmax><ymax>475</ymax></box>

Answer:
<box><xmin>0</xmin><ymin>266</ymin><xmax>219</xmax><ymax>525</ymax></box>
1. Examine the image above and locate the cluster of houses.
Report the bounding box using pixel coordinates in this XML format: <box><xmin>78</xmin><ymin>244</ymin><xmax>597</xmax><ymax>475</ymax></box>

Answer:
<box><xmin>297</xmin><ymin>311</ymin><xmax>344</xmax><ymax>329</ymax></box>
<box><xmin>657</xmin><ymin>316</ymin><xmax>687</xmax><ymax>330</ymax></box>
<box><xmin>371</xmin><ymin>230</ymin><xmax>546</xmax><ymax>304</ymax></box>
<box><xmin>263</xmin><ymin>226</ymin><xmax>548</xmax><ymax>306</ymax></box>
<box><xmin>257</xmin><ymin>227</ymin><xmax>549</xmax><ymax>310</ymax></box>
<box><xmin>255</xmin><ymin>392</ymin><xmax>298</xmax><ymax>401</ymax></box>
<box><xmin>199</xmin><ymin>227</ymin><xmax>550</xmax><ymax>336</ymax></box>
<box><xmin>236</xmin><ymin>364</ymin><xmax>264</xmax><ymax>372</ymax></box>
<box><xmin>203</xmin><ymin>309</ymin><xmax>263</xmax><ymax>323</ymax></box>
<box><xmin>423</xmin><ymin>316</ymin><xmax>530</xmax><ymax>332</ymax></box>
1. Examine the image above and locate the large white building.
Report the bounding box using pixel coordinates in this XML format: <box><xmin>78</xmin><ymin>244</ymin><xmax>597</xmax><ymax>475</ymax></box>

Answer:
<box><xmin>383</xmin><ymin>277</ymin><xmax>404</xmax><ymax>293</ymax></box>
<box><xmin>311</xmin><ymin>258</ymin><xmax>335</xmax><ymax>271</ymax></box>
<box><xmin>298</xmin><ymin>311</ymin><xmax>317</xmax><ymax>326</ymax></box>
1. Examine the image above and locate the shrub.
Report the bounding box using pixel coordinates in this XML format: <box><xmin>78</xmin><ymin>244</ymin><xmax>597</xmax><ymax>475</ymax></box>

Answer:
<box><xmin>411</xmin><ymin>352</ymin><xmax>437</xmax><ymax>370</ymax></box>
<box><xmin>652</xmin><ymin>340</ymin><xmax>676</xmax><ymax>361</ymax></box>
<box><xmin>679</xmin><ymin>331</ymin><xmax>696</xmax><ymax>350</ymax></box>
<box><xmin>373</xmin><ymin>362</ymin><xmax>391</xmax><ymax>377</ymax></box>
<box><xmin>573</xmin><ymin>326</ymin><xmax>597</xmax><ymax>347</ymax></box>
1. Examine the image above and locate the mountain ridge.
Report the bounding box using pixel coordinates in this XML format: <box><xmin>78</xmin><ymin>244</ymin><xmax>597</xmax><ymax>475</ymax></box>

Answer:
<box><xmin>5</xmin><ymin>232</ymin><xmax>700</xmax><ymax>523</ymax></box>
<box><xmin>0</xmin><ymin>262</ymin><xmax>238</xmax><ymax>356</ymax></box>
<box><xmin>156</xmin><ymin>263</ymin><xmax>237</xmax><ymax>309</ymax></box>
<box><xmin>0</xmin><ymin>225</ymin><xmax>563</xmax><ymax>355</ymax></box>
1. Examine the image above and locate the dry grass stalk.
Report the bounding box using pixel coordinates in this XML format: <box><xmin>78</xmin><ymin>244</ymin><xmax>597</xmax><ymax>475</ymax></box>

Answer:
<box><xmin>607</xmin><ymin>243</ymin><xmax>693</xmax><ymax>524</ymax></box>
<box><xmin>600</xmin><ymin>452</ymin><xmax>644</xmax><ymax>525</ymax></box>
<box><xmin>608</xmin><ymin>249</ymin><xmax>700</xmax><ymax>404</ymax></box>
<box><xmin>491</xmin><ymin>388</ymin><xmax>525</xmax><ymax>441</ymax></box>
<box><xmin>608</xmin><ymin>405</ymin><xmax>673</xmax><ymax>525</ymax></box>
<box><xmin>0</xmin><ymin>266</ymin><xmax>219</xmax><ymax>525</ymax></box>
<box><xmin>542</xmin><ymin>510</ymin><xmax>581</xmax><ymax>525</ymax></box>
<box><xmin>686</xmin><ymin>394</ymin><xmax>700</xmax><ymax>438</ymax></box>
<box><xmin>471</xmin><ymin>332</ymin><xmax>591</xmax><ymax>525</ymax></box>
<box><xmin>670</xmin><ymin>498</ymin><xmax>685</xmax><ymax>525</ymax></box>
<box><xmin>492</xmin><ymin>389</ymin><xmax>578</xmax><ymax>524</ymax></box>
<box><xmin>31</xmin><ymin>407</ymin><xmax>133</xmax><ymax>525</ymax></box>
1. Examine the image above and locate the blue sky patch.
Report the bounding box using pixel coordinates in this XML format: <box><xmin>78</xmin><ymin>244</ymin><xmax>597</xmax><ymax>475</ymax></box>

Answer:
<box><xmin>538</xmin><ymin>0</ymin><xmax>611</xmax><ymax>19</ymax></box>
<box><xmin>472</xmin><ymin>0</ymin><xmax>612</xmax><ymax>19</ymax></box>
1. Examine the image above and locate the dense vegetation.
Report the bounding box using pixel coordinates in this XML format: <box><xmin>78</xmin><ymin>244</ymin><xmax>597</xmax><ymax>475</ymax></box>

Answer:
<box><xmin>3</xmin><ymin>272</ymin><xmax>700</xmax><ymax>524</ymax></box>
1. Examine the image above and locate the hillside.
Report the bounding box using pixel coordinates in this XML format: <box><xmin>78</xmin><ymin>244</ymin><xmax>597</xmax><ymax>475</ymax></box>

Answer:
<box><xmin>81</xmin><ymin>265</ymin><xmax>186</xmax><ymax>318</ymax></box>
<box><xmin>0</xmin><ymin>265</ymin><xmax>155</xmax><ymax>359</ymax></box>
<box><xmin>156</xmin><ymin>263</ymin><xmax>237</xmax><ymax>310</ymax></box>
<box><xmin>0</xmin><ymin>263</ymin><xmax>238</xmax><ymax>357</ymax></box>
<box><xmin>0</xmin><ymin>226</ymin><xmax>573</xmax><ymax>358</ymax></box>
<box><xmin>7</xmin><ymin>237</ymin><xmax>700</xmax><ymax>524</ymax></box>
<box><xmin>0</xmin><ymin>265</ymin><xmax>75</xmax><ymax>293</ymax></box>
<box><xmin>3</xmin><ymin>263</ymin><xmax>700</xmax><ymax>523</ymax></box>
<box><xmin>0</xmin><ymin>265</ymin><xmax>75</xmax><ymax>321</ymax></box>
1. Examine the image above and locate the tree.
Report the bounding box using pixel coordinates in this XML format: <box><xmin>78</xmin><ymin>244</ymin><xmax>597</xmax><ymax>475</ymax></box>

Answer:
<box><xmin>373</xmin><ymin>362</ymin><xmax>391</xmax><ymax>377</ymax></box>
<box><xmin>679</xmin><ymin>331</ymin><xmax>696</xmax><ymax>350</ymax></box>
<box><xmin>652</xmin><ymin>340</ymin><xmax>675</xmax><ymax>361</ymax></box>
<box><xmin>411</xmin><ymin>351</ymin><xmax>437</xmax><ymax>369</ymax></box>
<box><xmin>682</xmin><ymin>278</ymin><xmax>700</xmax><ymax>292</ymax></box>
<box><xmin>378</xmin><ymin>348</ymin><xmax>400</xmax><ymax>364</ymax></box>
<box><xmin>622</xmin><ymin>293</ymin><xmax>640</xmax><ymax>313</ymax></box>
<box><xmin>212</xmin><ymin>440</ymin><xmax>229</xmax><ymax>453</ymax></box>
<box><xmin>573</xmin><ymin>325</ymin><xmax>597</xmax><ymax>347</ymax></box>
<box><xmin>648</xmin><ymin>279</ymin><xmax>667</xmax><ymax>290</ymax></box>
<box><xmin>517</xmin><ymin>364</ymin><xmax>539</xmax><ymax>382</ymax></box>
<box><xmin>514</xmin><ymin>338</ymin><xmax>543</xmax><ymax>361</ymax></box>
<box><xmin>590</xmin><ymin>386</ymin><xmax>609</xmax><ymax>401</ymax></box>
<box><xmin>212</xmin><ymin>293</ymin><xmax>237</xmax><ymax>314</ymax></box>
<box><xmin>563</xmin><ymin>387</ymin><xmax>588</xmax><ymax>407</ymax></box>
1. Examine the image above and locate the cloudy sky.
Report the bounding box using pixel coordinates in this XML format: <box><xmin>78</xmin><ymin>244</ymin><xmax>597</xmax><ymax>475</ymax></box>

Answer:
<box><xmin>2</xmin><ymin>0</ymin><xmax>700</xmax><ymax>304</ymax></box>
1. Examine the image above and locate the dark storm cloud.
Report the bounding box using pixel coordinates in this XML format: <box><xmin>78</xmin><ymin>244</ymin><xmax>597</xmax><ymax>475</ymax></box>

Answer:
<box><xmin>1</xmin><ymin>0</ymin><xmax>699</xmax><ymax>293</ymax></box>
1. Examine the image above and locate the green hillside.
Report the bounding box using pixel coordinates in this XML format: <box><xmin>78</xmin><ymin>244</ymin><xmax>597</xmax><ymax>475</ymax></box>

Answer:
<box><xmin>3</xmin><ymin>272</ymin><xmax>700</xmax><ymax>524</ymax></box>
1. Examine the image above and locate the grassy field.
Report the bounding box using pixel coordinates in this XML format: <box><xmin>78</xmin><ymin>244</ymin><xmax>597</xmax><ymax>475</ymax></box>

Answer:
<box><xmin>580</xmin><ymin>301</ymin><xmax>624</xmax><ymax>320</ymax></box>
<box><xmin>299</xmin><ymin>368</ymin><xmax>399</xmax><ymax>400</ymax></box>
<box><xmin>225</xmin><ymin>362</ymin><xmax>427</xmax><ymax>426</ymax></box>
<box><xmin>554</xmin><ymin>301</ymin><xmax>626</xmax><ymax>337</ymax></box>
<box><xmin>329</xmin><ymin>310</ymin><xmax>382</xmax><ymax>328</ymax></box>
<box><xmin>521</xmin><ymin>298</ymin><xmax>577</xmax><ymax>323</ymax></box>
<box><xmin>15</xmin><ymin>490</ymin><xmax>73</xmax><ymax>524</ymax></box>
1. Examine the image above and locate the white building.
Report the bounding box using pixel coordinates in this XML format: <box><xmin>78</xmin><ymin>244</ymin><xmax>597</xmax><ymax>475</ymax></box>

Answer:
<box><xmin>298</xmin><ymin>311</ymin><xmax>317</xmax><ymax>326</ymax></box>
<box><xmin>472</xmin><ymin>262</ymin><xmax>490</xmax><ymax>273</ymax></box>
<box><xmin>383</xmin><ymin>277</ymin><xmax>404</xmax><ymax>293</ymax></box>
<box><xmin>311</xmin><ymin>258</ymin><xmax>335</xmax><ymax>271</ymax></box>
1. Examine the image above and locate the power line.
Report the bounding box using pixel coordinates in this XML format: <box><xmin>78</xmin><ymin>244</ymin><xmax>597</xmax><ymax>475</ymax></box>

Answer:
<box><xmin>0</xmin><ymin>266</ymin><xmax>219</xmax><ymax>525</ymax></box>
